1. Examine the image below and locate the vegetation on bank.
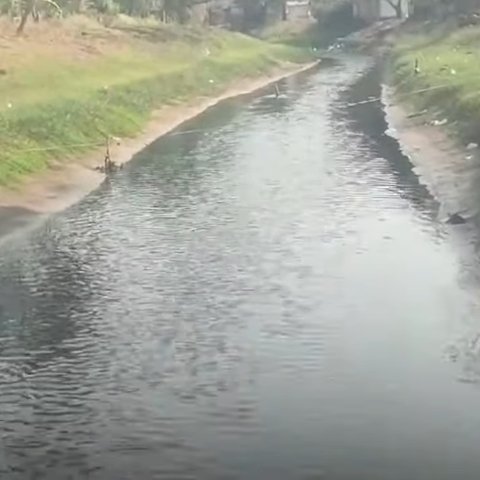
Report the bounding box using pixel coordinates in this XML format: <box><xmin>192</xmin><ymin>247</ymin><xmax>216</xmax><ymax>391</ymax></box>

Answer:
<box><xmin>0</xmin><ymin>17</ymin><xmax>313</xmax><ymax>186</ymax></box>
<box><xmin>260</xmin><ymin>19</ymin><xmax>322</xmax><ymax>47</ymax></box>
<box><xmin>260</xmin><ymin>10</ymin><xmax>362</xmax><ymax>49</ymax></box>
<box><xmin>391</xmin><ymin>23</ymin><xmax>480</xmax><ymax>143</ymax></box>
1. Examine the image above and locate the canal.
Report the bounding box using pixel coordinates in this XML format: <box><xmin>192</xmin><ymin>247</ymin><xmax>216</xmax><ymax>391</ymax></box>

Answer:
<box><xmin>2</xmin><ymin>55</ymin><xmax>480</xmax><ymax>479</ymax></box>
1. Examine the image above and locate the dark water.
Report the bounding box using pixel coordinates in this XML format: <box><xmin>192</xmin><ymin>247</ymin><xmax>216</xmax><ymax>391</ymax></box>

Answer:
<box><xmin>2</xmin><ymin>56</ymin><xmax>480</xmax><ymax>479</ymax></box>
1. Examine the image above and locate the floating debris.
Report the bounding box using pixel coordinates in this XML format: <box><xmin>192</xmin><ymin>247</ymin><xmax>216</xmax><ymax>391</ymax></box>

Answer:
<box><xmin>414</xmin><ymin>58</ymin><xmax>420</xmax><ymax>75</ymax></box>
<box><xmin>446</xmin><ymin>213</ymin><xmax>467</xmax><ymax>225</ymax></box>
<box><xmin>95</xmin><ymin>161</ymin><xmax>123</xmax><ymax>174</ymax></box>
<box><xmin>407</xmin><ymin>109</ymin><xmax>428</xmax><ymax>119</ymax></box>
<box><xmin>432</xmin><ymin>118</ymin><xmax>448</xmax><ymax>126</ymax></box>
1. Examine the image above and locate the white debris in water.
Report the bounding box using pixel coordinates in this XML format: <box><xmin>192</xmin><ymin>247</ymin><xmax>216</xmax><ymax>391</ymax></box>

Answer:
<box><xmin>451</xmin><ymin>69</ymin><xmax>457</xmax><ymax>75</ymax></box>
<box><xmin>7</xmin><ymin>102</ymin><xmax>12</xmax><ymax>109</ymax></box>
<box><xmin>432</xmin><ymin>118</ymin><xmax>448</xmax><ymax>126</ymax></box>
<box><xmin>466</xmin><ymin>142</ymin><xmax>478</xmax><ymax>150</ymax></box>
<box><xmin>384</xmin><ymin>127</ymin><xmax>397</xmax><ymax>138</ymax></box>
<box><xmin>209</xmin><ymin>79</ymin><xmax>214</xmax><ymax>84</ymax></box>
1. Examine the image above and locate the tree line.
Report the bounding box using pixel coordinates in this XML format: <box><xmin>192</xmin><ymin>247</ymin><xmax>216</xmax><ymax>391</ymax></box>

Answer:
<box><xmin>5</xmin><ymin>0</ymin><xmax>289</xmax><ymax>33</ymax></box>
<box><xmin>7</xmin><ymin>0</ymin><xmax>480</xmax><ymax>35</ymax></box>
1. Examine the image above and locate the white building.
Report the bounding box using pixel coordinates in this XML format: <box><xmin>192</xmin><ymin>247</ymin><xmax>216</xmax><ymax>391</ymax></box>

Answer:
<box><xmin>353</xmin><ymin>0</ymin><xmax>410</xmax><ymax>22</ymax></box>
<box><xmin>285</xmin><ymin>0</ymin><xmax>311</xmax><ymax>20</ymax></box>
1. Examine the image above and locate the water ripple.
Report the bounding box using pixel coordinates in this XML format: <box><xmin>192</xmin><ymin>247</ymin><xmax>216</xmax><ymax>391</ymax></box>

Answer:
<box><xmin>0</xmin><ymin>55</ymin><xmax>478</xmax><ymax>479</ymax></box>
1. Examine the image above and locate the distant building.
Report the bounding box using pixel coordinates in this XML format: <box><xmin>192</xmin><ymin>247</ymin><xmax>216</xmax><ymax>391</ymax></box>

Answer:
<box><xmin>379</xmin><ymin>0</ymin><xmax>410</xmax><ymax>18</ymax></box>
<box><xmin>353</xmin><ymin>0</ymin><xmax>410</xmax><ymax>22</ymax></box>
<box><xmin>285</xmin><ymin>0</ymin><xmax>311</xmax><ymax>20</ymax></box>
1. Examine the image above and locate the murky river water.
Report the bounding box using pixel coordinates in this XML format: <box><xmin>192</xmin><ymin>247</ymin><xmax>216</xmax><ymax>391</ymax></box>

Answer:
<box><xmin>2</xmin><ymin>55</ymin><xmax>480</xmax><ymax>479</ymax></box>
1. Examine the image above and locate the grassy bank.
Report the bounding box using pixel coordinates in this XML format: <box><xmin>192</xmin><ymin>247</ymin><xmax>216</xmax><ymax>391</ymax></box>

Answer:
<box><xmin>260</xmin><ymin>15</ymin><xmax>362</xmax><ymax>49</ymax></box>
<box><xmin>260</xmin><ymin>19</ymin><xmax>322</xmax><ymax>48</ymax></box>
<box><xmin>391</xmin><ymin>23</ymin><xmax>480</xmax><ymax>143</ymax></box>
<box><xmin>0</xmin><ymin>16</ymin><xmax>313</xmax><ymax>186</ymax></box>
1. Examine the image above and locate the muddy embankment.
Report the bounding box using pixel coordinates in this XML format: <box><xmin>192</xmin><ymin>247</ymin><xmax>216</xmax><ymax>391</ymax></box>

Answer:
<box><xmin>383</xmin><ymin>89</ymin><xmax>480</xmax><ymax>224</ymax></box>
<box><xmin>380</xmin><ymin>21</ymin><xmax>480</xmax><ymax>224</ymax></box>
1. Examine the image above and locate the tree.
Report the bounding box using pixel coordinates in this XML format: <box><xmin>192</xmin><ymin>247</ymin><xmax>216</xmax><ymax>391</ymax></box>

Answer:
<box><xmin>17</xmin><ymin>0</ymin><xmax>35</xmax><ymax>33</ymax></box>
<box><xmin>385</xmin><ymin>0</ymin><xmax>402</xmax><ymax>18</ymax></box>
<box><xmin>164</xmin><ymin>0</ymin><xmax>191</xmax><ymax>22</ymax></box>
<box><xmin>16</xmin><ymin>0</ymin><xmax>62</xmax><ymax>33</ymax></box>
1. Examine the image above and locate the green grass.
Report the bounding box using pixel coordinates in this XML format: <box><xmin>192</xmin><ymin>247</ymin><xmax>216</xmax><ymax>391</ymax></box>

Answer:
<box><xmin>261</xmin><ymin>20</ymin><xmax>323</xmax><ymax>48</ymax></box>
<box><xmin>0</xmin><ymin>23</ymin><xmax>312</xmax><ymax>186</ymax></box>
<box><xmin>391</xmin><ymin>24</ymin><xmax>480</xmax><ymax>142</ymax></box>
